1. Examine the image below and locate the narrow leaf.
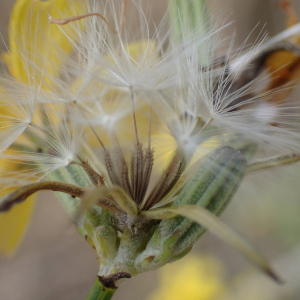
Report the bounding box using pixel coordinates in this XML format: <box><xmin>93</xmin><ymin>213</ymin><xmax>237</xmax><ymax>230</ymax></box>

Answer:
<box><xmin>247</xmin><ymin>153</ymin><xmax>300</xmax><ymax>173</ymax></box>
<box><xmin>110</xmin><ymin>187</ymin><xmax>139</xmax><ymax>217</ymax></box>
<box><xmin>79</xmin><ymin>186</ymin><xmax>138</xmax><ymax>219</ymax></box>
<box><xmin>142</xmin><ymin>205</ymin><xmax>281</xmax><ymax>283</ymax></box>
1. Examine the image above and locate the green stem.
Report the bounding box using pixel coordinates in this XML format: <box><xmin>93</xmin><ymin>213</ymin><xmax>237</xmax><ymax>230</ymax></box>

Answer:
<box><xmin>168</xmin><ymin>0</ymin><xmax>210</xmax><ymax>36</ymax></box>
<box><xmin>246</xmin><ymin>152</ymin><xmax>300</xmax><ymax>173</ymax></box>
<box><xmin>86</xmin><ymin>280</ymin><xmax>117</xmax><ymax>300</ymax></box>
<box><xmin>168</xmin><ymin>0</ymin><xmax>211</xmax><ymax>65</ymax></box>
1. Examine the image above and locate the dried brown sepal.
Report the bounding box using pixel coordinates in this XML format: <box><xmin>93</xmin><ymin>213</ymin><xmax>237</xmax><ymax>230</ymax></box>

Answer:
<box><xmin>104</xmin><ymin>151</ymin><xmax>122</xmax><ymax>187</ymax></box>
<box><xmin>120</xmin><ymin>158</ymin><xmax>134</xmax><ymax>199</ymax></box>
<box><xmin>98</xmin><ymin>272</ymin><xmax>131</xmax><ymax>289</ymax></box>
<box><xmin>102</xmin><ymin>143</ymin><xmax>182</xmax><ymax>210</ymax></box>
<box><xmin>131</xmin><ymin>143</ymin><xmax>144</xmax><ymax>203</ymax></box>
<box><xmin>139</xmin><ymin>147</ymin><xmax>154</xmax><ymax>203</ymax></box>
<box><xmin>142</xmin><ymin>154</ymin><xmax>183</xmax><ymax>210</ymax></box>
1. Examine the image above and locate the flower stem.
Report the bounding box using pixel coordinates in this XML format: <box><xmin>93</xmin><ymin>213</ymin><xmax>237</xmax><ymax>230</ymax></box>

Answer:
<box><xmin>86</xmin><ymin>280</ymin><xmax>117</xmax><ymax>300</ymax></box>
<box><xmin>168</xmin><ymin>0</ymin><xmax>211</xmax><ymax>66</ymax></box>
<box><xmin>168</xmin><ymin>0</ymin><xmax>210</xmax><ymax>38</ymax></box>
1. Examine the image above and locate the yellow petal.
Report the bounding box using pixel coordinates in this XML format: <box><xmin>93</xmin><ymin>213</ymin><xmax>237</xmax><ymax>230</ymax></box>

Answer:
<box><xmin>0</xmin><ymin>157</ymin><xmax>37</xmax><ymax>256</ymax></box>
<box><xmin>4</xmin><ymin>0</ymin><xmax>86</xmax><ymax>84</ymax></box>
<box><xmin>147</xmin><ymin>255</ymin><xmax>225</xmax><ymax>300</ymax></box>
<box><xmin>0</xmin><ymin>195</ymin><xmax>36</xmax><ymax>256</ymax></box>
<box><xmin>126</xmin><ymin>40</ymin><xmax>158</xmax><ymax>63</ymax></box>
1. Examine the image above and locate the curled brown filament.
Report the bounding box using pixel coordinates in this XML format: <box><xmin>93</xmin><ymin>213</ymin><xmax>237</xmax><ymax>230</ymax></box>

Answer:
<box><xmin>49</xmin><ymin>12</ymin><xmax>117</xmax><ymax>34</ymax></box>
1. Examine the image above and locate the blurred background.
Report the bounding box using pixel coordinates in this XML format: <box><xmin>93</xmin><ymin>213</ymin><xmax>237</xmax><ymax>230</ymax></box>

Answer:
<box><xmin>0</xmin><ymin>1</ymin><xmax>300</xmax><ymax>300</ymax></box>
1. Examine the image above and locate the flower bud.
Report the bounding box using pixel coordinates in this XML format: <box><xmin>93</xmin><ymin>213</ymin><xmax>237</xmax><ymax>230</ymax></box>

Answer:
<box><xmin>135</xmin><ymin>146</ymin><xmax>247</xmax><ymax>272</ymax></box>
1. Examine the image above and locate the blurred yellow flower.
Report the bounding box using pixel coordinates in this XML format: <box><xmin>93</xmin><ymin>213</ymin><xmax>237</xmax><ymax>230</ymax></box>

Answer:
<box><xmin>0</xmin><ymin>0</ymin><xmax>84</xmax><ymax>256</ymax></box>
<box><xmin>147</xmin><ymin>254</ymin><xmax>225</xmax><ymax>300</ymax></box>
<box><xmin>2</xmin><ymin>0</ymin><xmax>84</xmax><ymax>83</ymax></box>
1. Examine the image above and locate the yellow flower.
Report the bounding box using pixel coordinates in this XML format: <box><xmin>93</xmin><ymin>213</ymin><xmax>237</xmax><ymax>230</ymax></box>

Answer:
<box><xmin>0</xmin><ymin>0</ymin><xmax>84</xmax><ymax>256</ymax></box>
<box><xmin>0</xmin><ymin>161</ymin><xmax>35</xmax><ymax>255</ymax></box>
<box><xmin>147</xmin><ymin>254</ymin><xmax>225</xmax><ymax>300</ymax></box>
<box><xmin>2</xmin><ymin>0</ymin><xmax>84</xmax><ymax>83</ymax></box>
